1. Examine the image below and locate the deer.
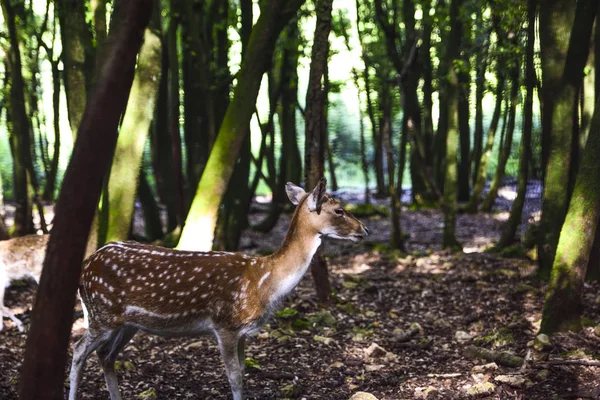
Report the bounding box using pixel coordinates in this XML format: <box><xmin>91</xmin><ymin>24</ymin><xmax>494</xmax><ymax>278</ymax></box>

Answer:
<box><xmin>0</xmin><ymin>233</ymin><xmax>97</xmax><ymax>332</ymax></box>
<box><xmin>68</xmin><ymin>178</ymin><xmax>368</xmax><ymax>400</ymax></box>
<box><xmin>0</xmin><ymin>234</ymin><xmax>49</xmax><ymax>332</ymax></box>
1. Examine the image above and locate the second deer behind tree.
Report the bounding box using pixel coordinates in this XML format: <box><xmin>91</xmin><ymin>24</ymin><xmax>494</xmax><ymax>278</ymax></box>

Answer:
<box><xmin>69</xmin><ymin>178</ymin><xmax>368</xmax><ymax>400</ymax></box>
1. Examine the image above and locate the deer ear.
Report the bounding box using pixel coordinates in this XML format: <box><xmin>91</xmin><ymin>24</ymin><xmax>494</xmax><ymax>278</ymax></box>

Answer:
<box><xmin>307</xmin><ymin>177</ymin><xmax>327</xmax><ymax>214</ymax></box>
<box><xmin>286</xmin><ymin>182</ymin><xmax>306</xmax><ymax>205</ymax></box>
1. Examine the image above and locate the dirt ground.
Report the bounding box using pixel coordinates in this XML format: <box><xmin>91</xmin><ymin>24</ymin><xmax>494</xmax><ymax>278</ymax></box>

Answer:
<box><xmin>1</xmin><ymin>194</ymin><xmax>600</xmax><ymax>399</ymax></box>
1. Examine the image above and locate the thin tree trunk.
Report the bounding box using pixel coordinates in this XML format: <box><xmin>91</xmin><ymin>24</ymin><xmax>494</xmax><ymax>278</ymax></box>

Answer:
<box><xmin>18</xmin><ymin>2</ymin><xmax>151</xmax><ymax>397</ymax></box>
<box><xmin>458</xmin><ymin>66</ymin><xmax>471</xmax><ymax>203</ymax></box>
<box><xmin>497</xmin><ymin>0</ymin><xmax>536</xmax><ymax>249</ymax></box>
<box><xmin>472</xmin><ymin>20</ymin><xmax>489</xmax><ymax>186</ymax></box>
<box><xmin>481</xmin><ymin>66</ymin><xmax>520</xmax><ymax>212</ymax></box>
<box><xmin>467</xmin><ymin>72</ymin><xmax>505</xmax><ymax>213</ymax></box>
<box><xmin>42</xmin><ymin>53</ymin><xmax>60</xmax><ymax>201</ymax></box>
<box><xmin>137</xmin><ymin>168</ymin><xmax>163</xmax><ymax>242</ymax></box>
<box><xmin>2</xmin><ymin>0</ymin><xmax>35</xmax><ymax>236</ymax></box>
<box><xmin>304</xmin><ymin>0</ymin><xmax>334</xmax><ymax>303</ymax></box>
<box><xmin>442</xmin><ymin>0</ymin><xmax>462</xmax><ymax>250</ymax></box>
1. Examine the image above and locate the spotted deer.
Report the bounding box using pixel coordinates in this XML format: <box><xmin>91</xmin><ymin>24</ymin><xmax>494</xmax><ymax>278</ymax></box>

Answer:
<box><xmin>0</xmin><ymin>234</ymin><xmax>49</xmax><ymax>332</ymax></box>
<box><xmin>68</xmin><ymin>178</ymin><xmax>368</xmax><ymax>400</ymax></box>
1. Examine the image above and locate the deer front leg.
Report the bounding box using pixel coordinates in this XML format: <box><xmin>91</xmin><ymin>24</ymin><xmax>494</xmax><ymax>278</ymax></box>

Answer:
<box><xmin>216</xmin><ymin>330</ymin><xmax>244</xmax><ymax>400</ymax></box>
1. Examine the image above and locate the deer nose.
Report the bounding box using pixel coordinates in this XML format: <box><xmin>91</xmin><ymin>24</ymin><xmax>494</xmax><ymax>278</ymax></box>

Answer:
<box><xmin>362</xmin><ymin>225</ymin><xmax>369</xmax><ymax>236</ymax></box>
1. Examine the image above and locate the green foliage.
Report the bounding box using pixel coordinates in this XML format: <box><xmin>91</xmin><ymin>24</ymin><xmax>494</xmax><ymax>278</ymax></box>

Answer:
<box><xmin>275</xmin><ymin>307</ymin><xmax>299</xmax><ymax>319</ymax></box>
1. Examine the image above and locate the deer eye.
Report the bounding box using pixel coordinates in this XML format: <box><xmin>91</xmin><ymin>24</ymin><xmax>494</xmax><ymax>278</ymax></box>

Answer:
<box><xmin>334</xmin><ymin>208</ymin><xmax>344</xmax><ymax>216</ymax></box>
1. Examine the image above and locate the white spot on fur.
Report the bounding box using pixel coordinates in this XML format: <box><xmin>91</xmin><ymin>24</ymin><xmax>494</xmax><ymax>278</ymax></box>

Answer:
<box><xmin>258</xmin><ymin>271</ymin><xmax>271</xmax><ymax>288</ymax></box>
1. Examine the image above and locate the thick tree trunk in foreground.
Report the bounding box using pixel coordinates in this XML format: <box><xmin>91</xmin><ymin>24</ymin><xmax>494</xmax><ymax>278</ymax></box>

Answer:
<box><xmin>18</xmin><ymin>2</ymin><xmax>151</xmax><ymax>398</ymax></box>
<box><xmin>105</xmin><ymin>17</ymin><xmax>162</xmax><ymax>243</ymax></box>
<box><xmin>442</xmin><ymin>0</ymin><xmax>462</xmax><ymax>250</ymax></box>
<box><xmin>177</xmin><ymin>0</ymin><xmax>305</xmax><ymax>251</ymax></box>
<box><xmin>305</xmin><ymin>0</ymin><xmax>334</xmax><ymax>303</ymax></box>
<box><xmin>540</xmin><ymin>94</ymin><xmax>600</xmax><ymax>334</ymax></box>
<box><xmin>497</xmin><ymin>0</ymin><xmax>536</xmax><ymax>248</ymax></box>
<box><xmin>538</xmin><ymin>0</ymin><xmax>596</xmax><ymax>279</ymax></box>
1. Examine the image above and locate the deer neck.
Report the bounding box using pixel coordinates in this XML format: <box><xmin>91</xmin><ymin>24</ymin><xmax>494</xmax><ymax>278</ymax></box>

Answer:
<box><xmin>263</xmin><ymin>207</ymin><xmax>321</xmax><ymax>304</ymax></box>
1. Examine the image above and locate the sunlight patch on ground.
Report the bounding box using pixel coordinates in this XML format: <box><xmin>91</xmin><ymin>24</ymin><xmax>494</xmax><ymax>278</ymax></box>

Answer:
<box><xmin>254</xmin><ymin>194</ymin><xmax>273</xmax><ymax>204</ymax></box>
<box><xmin>493</xmin><ymin>211</ymin><xmax>510</xmax><ymax>221</ymax></box>
<box><xmin>498</xmin><ymin>187</ymin><xmax>518</xmax><ymax>201</ymax></box>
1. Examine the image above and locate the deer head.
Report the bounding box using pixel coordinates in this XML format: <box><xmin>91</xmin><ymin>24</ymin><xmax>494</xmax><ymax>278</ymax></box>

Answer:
<box><xmin>285</xmin><ymin>178</ymin><xmax>368</xmax><ymax>243</ymax></box>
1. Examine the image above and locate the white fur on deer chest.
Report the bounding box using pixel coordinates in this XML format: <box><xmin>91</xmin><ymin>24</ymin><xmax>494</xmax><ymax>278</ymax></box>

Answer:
<box><xmin>270</xmin><ymin>236</ymin><xmax>321</xmax><ymax>305</ymax></box>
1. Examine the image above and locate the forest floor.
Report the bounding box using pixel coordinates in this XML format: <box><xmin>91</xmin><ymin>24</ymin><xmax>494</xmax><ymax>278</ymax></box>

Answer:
<box><xmin>2</xmin><ymin>185</ymin><xmax>600</xmax><ymax>399</ymax></box>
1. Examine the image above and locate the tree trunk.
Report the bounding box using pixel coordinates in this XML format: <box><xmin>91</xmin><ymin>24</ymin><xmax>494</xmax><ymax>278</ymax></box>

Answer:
<box><xmin>177</xmin><ymin>0</ymin><xmax>305</xmax><ymax>251</ymax></box>
<box><xmin>303</xmin><ymin>0</ymin><xmax>334</xmax><ymax>304</ymax></box>
<box><xmin>538</xmin><ymin>0</ymin><xmax>596</xmax><ymax>279</ymax></box>
<box><xmin>42</xmin><ymin>54</ymin><xmax>61</xmax><ymax>201</ymax></box>
<box><xmin>56</xmin><ymin>0</ymin><xmax>94</xmax><ymax>137</ymax></box>
<box><xmin>279</xmin><ymin>18</ymin><xmax>302</xmax><ymax>187</ymax></box>
<box><xmin>18</xmin><ymin>2</ymin><xmax>151</xmax><ymax>398</ymax></box>
<box><xmin>472</xmin><ymin>19</ymin><xmax>489</xmax><ymax>186</ymax></box>
<box><xmin>467</xmin><ymin>72</ymin><xmax>505</xmax><ymax>213</ymax></box>
<box><xmin>540</xmin><ymin>94</ymin><xmax>600</xmax><ymax>334</ymax></box>
<box><xmin>442</xmin><ymin>0</ymin><xmax>462</xmax><ymax>250</ymax></box>
<box><xmin>420</xmin><ymin>0</ymin><xmax>436</xmax><ymax>202</ymax></box>
<box><xmin>137</xmin><ymin>168</ymin><xmax>163</xmax><ymax>242</ymax></box>
<box><xmin>151</xmin><ymin>30</ymin><xmax>181</xmax><ymax>234</ymax></box>
<box><xmin>0</xmin><ymin>171</ymin><xmax>8</xmax><ymax>240</ymax></box>
<box><xmin>481</xmin><ymin>66</ymin><xmax>520</xmax><ymax>212</ymax></box>
<box><xmin>381</xmin><ymin>83</ymin><xmax>406</xmax><ymax>251</ymax></box>
<box><xmin>497</xmin><ymin>0</ymin><xmax>536</xmax><ymax>249</ymax></box>
<box><xmin>104</xmin><ymin>13</ymin><xmax>163</xmax><ymax>243</ymax></box>
<box><xmin>2</xmin><ymin>0</ymin><xmax>35</xmax><ymax>236</ymax></box>
<box><xmin>458</xmin><ymin>66</ymin><xmax>471</xmax><ymax>203</ymax></box>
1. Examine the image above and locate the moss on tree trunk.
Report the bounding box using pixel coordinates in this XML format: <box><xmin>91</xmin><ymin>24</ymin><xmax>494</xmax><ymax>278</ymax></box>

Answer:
<box><xmin>541</xmin><ymin>93</ymin><xmax>600</xmax><ymax>334</ymax></box>
<box><xmin>104</xmin><ymin>23</ymin><xmax>162</xmax><ymax>243</ymax></box>
<box><xmin>538</xmin><ymin>0</ymin><xmax>596</xmax><ymax>279</ymax></box>
<box><xmin>442</xmin><ymin>0</ymin><xmax>462</xmax><ymax>250</ymax></box>
<box><xmin>177</xmin><ymin>0</ymin><xmax>305</xmax><ymax>251</ymax></box>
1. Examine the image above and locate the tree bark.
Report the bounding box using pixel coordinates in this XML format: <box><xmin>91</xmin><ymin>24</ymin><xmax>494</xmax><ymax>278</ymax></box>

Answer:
<box><xmin>56</xmin><ymin>0</ymin><xmax>95</xmax><ymax>137</ymax></box>
<box><xmin>497</xmin><ymin>0</ymin><xmax>536</xmax><ymax>249</ymax></box>
<box><xmin>177</xmin><ymin>0</ymin><xmax>305</xmax><ymax>251</ymax></box>
<box><xmin>481</xmin><ymin>66</ymin><xmax>520</xmax><ymax>212</ymax></box>
<box><xmin>18</xmin><ymin>2</ymin><xmax>151</xmax><ymax>398</ymax></box>
<box><xmin>538</xmin><ymin>0</ymin><xmax>596</xmax><ymax>279</ymax></box>
<box><xmin>303</xmin><ymin>0</ymin><xmax>334</xmax><ymax>303</ymax></box>
<box><xmin>540</xmin><ymin>93</ymin><xmax>600</xmax><ymax>334</ymax></box>
<box><xmin>467</xmin><ymin>71</ymin><xmax>505</xmax><ymax>213</ymax></box>
<box><xmin>2</xmin><ymin>0</ymin><xmax>35</xmax><ymax>236</ymax></box>
<box><xmin>137</xmin><ymin>168</ymin><xmax>163</xmax><ymax>242</ymax></box>
<box><xmin>442</xmin><ymin>0</ymin><xmax>462</xmax><ymax>250</ymax></box>
<box><xmin>472</xmin><ymin>18</ymin><xmax>489</xmax><ymax>186</ymax></box>
<box><xmin>104</xmin><ymin>11</ymin><xmax>163</xmax><ymax>243</ymax></box>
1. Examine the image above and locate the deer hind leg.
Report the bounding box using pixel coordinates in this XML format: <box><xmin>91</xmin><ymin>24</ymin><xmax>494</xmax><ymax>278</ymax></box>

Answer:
<box><xmin>238</xmin><ymin>335</ymin><xmax>246</xmax><ymax>374</ymax></box>
<box><xmin>69</xmin><ymin>329</ymin><xmax>111</xmax><ymax>400</ymax></box>
<box><xmin>96</xmin><ymin>326</ymin><xmax>138</xmax><ymax>400</ymax></box>
<box><xmin>216</xmin><ymin>330</ymin><xmax>244</xmax><ymax>400</ymax></box>
<box><xmin>0</xmin><ymin>275</ymin><xmax>24</xmax><ymax>332</ymax></box>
